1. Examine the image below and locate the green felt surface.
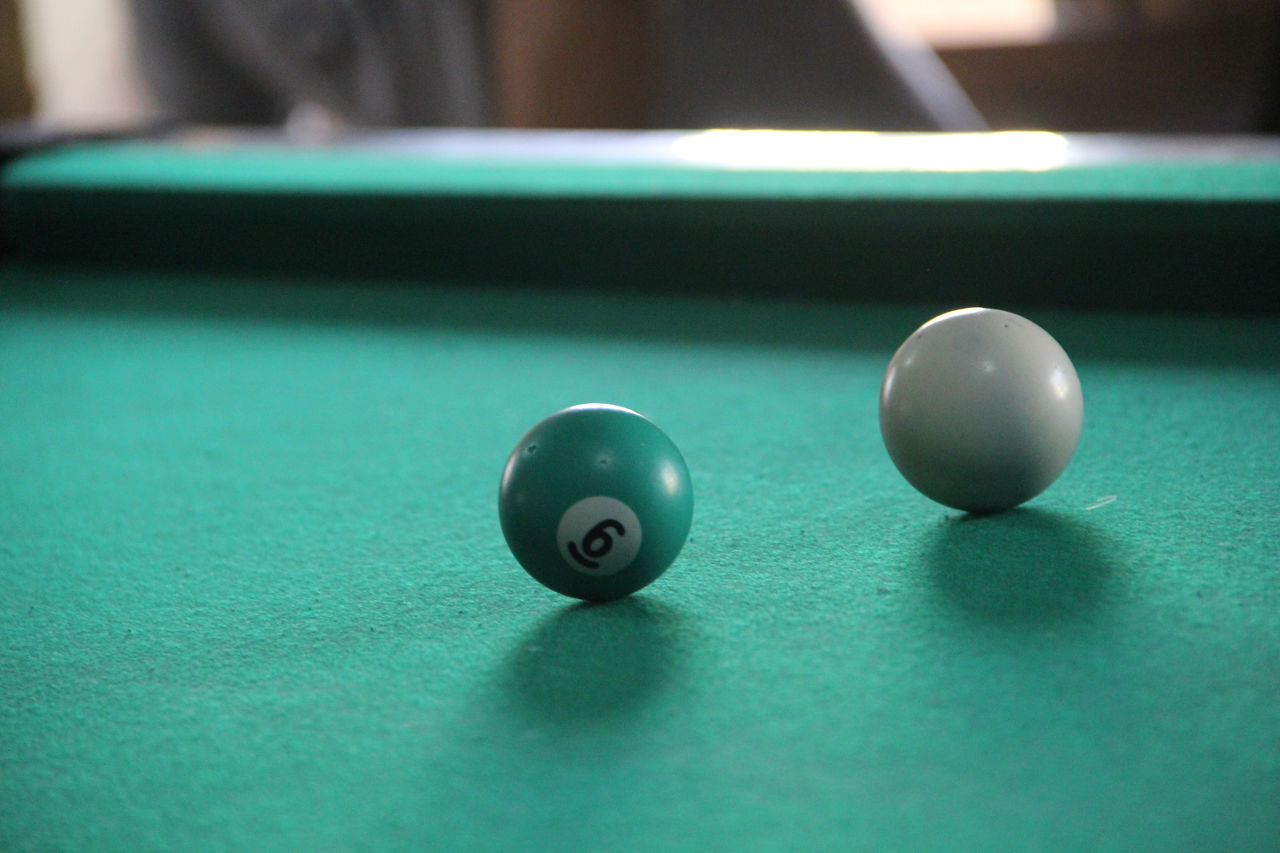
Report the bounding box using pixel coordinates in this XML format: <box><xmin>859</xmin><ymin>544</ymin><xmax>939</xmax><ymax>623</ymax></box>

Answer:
<box><xmin>8</xmin><ymin>138</ymin><xmax>1280</xmax><ymax>199</ymax></box>
<box><xmin>2</xmin><ymin>268</ymin><xmax>1279</xmax><ymax>851</ymax></box>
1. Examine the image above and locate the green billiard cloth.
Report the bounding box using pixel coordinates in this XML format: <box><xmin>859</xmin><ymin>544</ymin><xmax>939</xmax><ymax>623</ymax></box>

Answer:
<box><xmin>2</xmin><ymin>269</ymin><xmax>1277</xmax><ymax>851</ymax></box>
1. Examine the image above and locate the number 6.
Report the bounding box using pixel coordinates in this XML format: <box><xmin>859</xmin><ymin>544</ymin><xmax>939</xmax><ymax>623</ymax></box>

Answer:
<box><xmin>568</xmin><ymin>519</ymin><xmax>626</xmax><ymax>569</ymax></box>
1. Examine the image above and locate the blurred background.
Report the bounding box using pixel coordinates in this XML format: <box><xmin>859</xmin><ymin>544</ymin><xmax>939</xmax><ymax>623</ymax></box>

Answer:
<box><xmin>2</xmin><ymin>0</ymin><xmax>1278</xmax><ymax>134</ymax></box>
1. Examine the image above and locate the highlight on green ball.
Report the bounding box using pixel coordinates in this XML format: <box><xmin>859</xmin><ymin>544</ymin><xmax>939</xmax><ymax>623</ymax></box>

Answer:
<box><xmin>879</xmin><ymin>307</ymin><xmax>1083</xmax><ymax>514</ymax></box>
<box><xmin>498</xmin><ymin>404</ymin><xmax>694</xmax><ymax>601</ymax></box>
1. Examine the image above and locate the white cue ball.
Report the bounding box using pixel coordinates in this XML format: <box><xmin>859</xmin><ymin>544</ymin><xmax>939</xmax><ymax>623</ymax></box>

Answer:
<box><xmin>879</xmin><ymin>307</ymin><xmax>1083</xmax><ymax>513</ymax></box>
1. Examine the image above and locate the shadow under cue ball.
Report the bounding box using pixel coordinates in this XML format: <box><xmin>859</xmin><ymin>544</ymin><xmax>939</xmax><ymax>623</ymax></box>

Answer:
<box><xmin>879</xmin><ymin>308</ymin><xmax>1083</xmax><ymax>514</ymax></box>
<box><xmin>499</xmin><ymin>404</ymin><xmax>694</xmax><ymax>601</ymax></box>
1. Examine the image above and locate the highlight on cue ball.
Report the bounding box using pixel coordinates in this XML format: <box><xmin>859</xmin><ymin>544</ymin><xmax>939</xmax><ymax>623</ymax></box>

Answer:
<box><xmin>498</xmin><ymin>403</ymin><xmax>694</xmax><ymax>601</ymax></box>
<box><xmin>879</xmin><ymin>307</ymin><xmax>1083</xmax><ymax>514</ymax></box>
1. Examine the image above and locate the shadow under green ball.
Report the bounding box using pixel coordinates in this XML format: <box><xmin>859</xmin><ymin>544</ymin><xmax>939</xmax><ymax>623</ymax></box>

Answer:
<box><xmin>924</xmin><ymin>508</ymin><xmax>1115</xmax><ymax>626</ymax></box>
<box><xmin>500</xmin><ymin>597</ymin><xmax>688</xmax><ymax>729</ymax></box>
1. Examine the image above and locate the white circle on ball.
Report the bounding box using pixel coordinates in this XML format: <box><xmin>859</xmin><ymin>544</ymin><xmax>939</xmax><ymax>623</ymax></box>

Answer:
<box><xmin>556</xmin><ymin>497</ymin><xmax>643</xmax><ymax>576</ymax></box>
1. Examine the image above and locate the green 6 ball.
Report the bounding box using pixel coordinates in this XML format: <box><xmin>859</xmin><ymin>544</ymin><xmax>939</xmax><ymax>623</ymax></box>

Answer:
<box><xmin>499</xmin><ymin>404</ymin><xmax>694</xmax><ymax>601</ymax></box>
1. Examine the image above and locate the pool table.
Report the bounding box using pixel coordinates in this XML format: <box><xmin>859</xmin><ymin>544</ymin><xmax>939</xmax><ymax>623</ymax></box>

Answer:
<box><xmin>2</xmin><ymin>130</ymin><xmax>1278</xmax><ymax>851</ymax></box>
